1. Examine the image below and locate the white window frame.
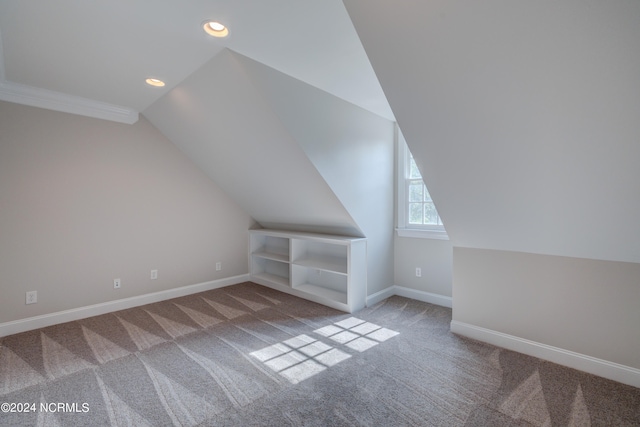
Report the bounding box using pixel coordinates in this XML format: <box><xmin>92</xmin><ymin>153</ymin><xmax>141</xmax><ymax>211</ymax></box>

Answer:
<box><xmin>396</xmin><ymin>128</ymin><xmax>448</xmax><ymax>240</ymax></box>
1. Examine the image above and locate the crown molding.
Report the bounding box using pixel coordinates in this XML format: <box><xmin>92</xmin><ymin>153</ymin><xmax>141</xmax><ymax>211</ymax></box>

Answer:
<box><xmin>0</xmin><ymin>80</ymin><xmax>139</xmax><ymax>124</ymax></box>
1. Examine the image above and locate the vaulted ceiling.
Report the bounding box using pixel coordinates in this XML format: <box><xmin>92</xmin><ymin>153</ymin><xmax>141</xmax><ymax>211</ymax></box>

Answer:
<box><xmin>0</xmin><ymin>1</ymin><xmax>397</xmax><ymax>292</ymax></box>
<box><xmin>4</xmin><ymin>0</ymin><xmax>640</xmax><ymax>266</ymax></box>
<box><xmin>0</xmin><ymin>0</ymin><xmax>393</xmax><ymax>122</ymax></box>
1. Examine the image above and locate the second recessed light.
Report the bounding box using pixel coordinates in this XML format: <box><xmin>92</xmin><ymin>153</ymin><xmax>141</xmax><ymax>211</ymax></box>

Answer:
<box><xmin>145</xmin><ymin>78</ymin><xmax>165</xmax><ymax>87</ymax></box>
<box><xmin>203</xmin><ymin>21</ymin><xmax>229</xmax><ymax>38</ymax></box>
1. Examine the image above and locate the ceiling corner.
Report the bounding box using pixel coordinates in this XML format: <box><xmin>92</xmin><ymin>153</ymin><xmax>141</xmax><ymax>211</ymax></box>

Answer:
<box><xmin>0</xmin><ymin>21</ymin><xmax>137</xmax><ymax>124</ymax></box>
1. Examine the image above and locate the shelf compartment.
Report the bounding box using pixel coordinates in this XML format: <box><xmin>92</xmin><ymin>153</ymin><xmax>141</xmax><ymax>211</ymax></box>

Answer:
<box><xmin>295</xmin><ymin>284</ymin><xmax>347</xmax><ymax>305</ymax></box>
<box><xmin>293</xmin><ymin>255</ymin><xmax>347</xmax><ymax>275</ymax></box>
<box><xmin>251</xmin><ymin>235</ymin><xmax>290</xmax><ymax>262</ymax></box>
<box><xmin>291</xmin><ymin>264</ymin><xmax>347</xmax><ymax>303</ymax></box>
<box><xmin>251</xmin><ymin>257</ymin><xmax>290</xmax><ymax>286</ymax></box>
<box><xmin>252</xmin><ymin>272</ymin><xmax>290</xmax><ymax>288</ymax></box>
<box><xmin>291</xmin><ymin>240</ymin><xmax>347</xmax><ymax>274</ymax></box>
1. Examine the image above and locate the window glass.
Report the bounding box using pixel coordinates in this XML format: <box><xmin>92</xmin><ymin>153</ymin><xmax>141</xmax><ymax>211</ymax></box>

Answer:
<box><xmin>405</xmin><ymin>152</ymin><xmax>443</xmax><ymax>227</ymax></box>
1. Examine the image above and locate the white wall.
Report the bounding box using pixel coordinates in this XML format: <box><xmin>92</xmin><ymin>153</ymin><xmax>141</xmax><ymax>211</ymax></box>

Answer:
<box><xmin>453</xmin><ymin>247</ymin><xmax>640</xmax><ymax>371</ymax></box>
<box><xmin>144</xmin><ymin>50</ymin><xmax>360</xmax><ymax>237</ymax></box>
<box><xmin>394</xmin><ymin>236</ymin><xmax>452</xmax><ymax>297</ymax></box>
<box><xmin>236</xmin><ymin>53</ymin><xmax>395</xmax><ymax>295</ymax></box>
<box><xmin>0</xmin><ymin>101</ymin><xmax>253</xmax><ymax>324</ymax></box>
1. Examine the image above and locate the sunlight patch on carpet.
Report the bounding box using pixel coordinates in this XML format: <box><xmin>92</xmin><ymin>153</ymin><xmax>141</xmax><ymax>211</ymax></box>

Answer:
<box><xmin>250</xmin><ymin>333</ymin><xmax>349</xmax><ymax>384</ymax></box>
<box><xmin>315</xmin><ymin>317</ymin><xmax>399</xmax><ymax>352</ymax></box>
<box><xmin>250</xmin><ymin>317</ymin><xmax>399</xmax><ymax>384</ymax></box>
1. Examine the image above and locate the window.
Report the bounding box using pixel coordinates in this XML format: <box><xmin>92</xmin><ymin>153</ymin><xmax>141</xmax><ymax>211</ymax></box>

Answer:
<box><xmin>406</xmin><ymin>151</ymin><xmax>443</xmax><ymax>227</ymax></box>
<box><xmin>397</xmin><ymin>128</ymin><xmax>448</xmax><ymax>239</ymax></box>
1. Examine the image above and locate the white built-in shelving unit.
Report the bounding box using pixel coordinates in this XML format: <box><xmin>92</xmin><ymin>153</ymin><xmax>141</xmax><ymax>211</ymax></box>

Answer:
<box><xmin>249</xmin><ymin>229</ymin><xmax>367</xmax><ymax>313</ymax></box>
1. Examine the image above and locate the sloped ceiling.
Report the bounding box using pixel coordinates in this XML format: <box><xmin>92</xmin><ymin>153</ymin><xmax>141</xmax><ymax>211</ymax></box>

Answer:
<box><xmin>345</xmin><ymin>0</ymin><xmax>640</xmax><ymax>263</ymax></box>
<box><xmin>143</xmin><ymin>49</ymin><xmax>361</xmax><ymax>236</ymax></box>
<box><xmin>235</xmin><ymin>53</ymin><xmax>395</xmax><ymax>235</ymax></box>
<box><xmin>235</xmin><ymin>53</ymin><xmax>395</xmax><ymax>293</ymax></box>
<box><xmin>0</xmin><ymin>0</ymin><xmax>392</xmax><ymax>121</ymax></box>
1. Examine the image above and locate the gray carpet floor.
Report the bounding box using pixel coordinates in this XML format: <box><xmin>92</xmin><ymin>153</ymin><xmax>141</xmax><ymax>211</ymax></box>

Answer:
<box><xmin>1</xmin><ymin>282</ymin><xmax>639</xmax><ymax>426</ymax></box>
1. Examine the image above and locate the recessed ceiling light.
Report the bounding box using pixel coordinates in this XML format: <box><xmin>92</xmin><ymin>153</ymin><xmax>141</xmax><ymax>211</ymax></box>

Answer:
<box><xmin>145</xmin><ymin>78</ymin><xmax>165</xmax><ymax>87</ymax></box>
<box><xmin>203</xmin><ymin>20</ymin><xmax>229</xmax><ymax>38</ymax></box>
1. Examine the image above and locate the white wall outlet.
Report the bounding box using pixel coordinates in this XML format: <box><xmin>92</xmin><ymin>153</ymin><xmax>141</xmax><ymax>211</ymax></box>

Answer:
<box><xmin>26</xmin><ymin>291</ymin><xmax>37</xmax><ymax>305</ymax></box>
<box><xmin>314</xmin><ymin>269</ymin><xmax>322</xmax><ymax>276</ymax></box>
<box><xmin>215</xmin><ymin>262</ymin><xmax>222</xmax><ymax>271</ymax></box>
<box><xmin>150</xmin><ymin>269</ymin><xmax>158</xmax><ymax>280</ymax></box>
<box><xmin>415</xmin><ymin>267</ymin><xmax>422</xmax><ymax>277</ymax></box>
<box><xmin>114</xmin><ymin>278</ymin><xmax>121</xmax><ymax>289</ymax></box>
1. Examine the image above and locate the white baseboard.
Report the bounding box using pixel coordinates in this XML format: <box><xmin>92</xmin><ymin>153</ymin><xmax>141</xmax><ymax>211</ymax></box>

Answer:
<box><xmin>366</xmin><ymin>285</ymin><xmax>452</xmax><ymax>309</ymax></box>
<box><xmin>366</xmin><ymin>286</ymin><xmax>396</xmax><ymax>307</ymax></box>
<box><xmin>0</xmin><ymin>274</ymin><xmax>249</xmax><ymax>338</ymax></box>
<box><xmin>451</xmin><ymin>320</ymin><xmax>640</xmax><ymax>389</ymax></box>
<box><xmin>394</xmin><ymin>286</ymin><xmax>452</xmax><ymax>308</ymax></box>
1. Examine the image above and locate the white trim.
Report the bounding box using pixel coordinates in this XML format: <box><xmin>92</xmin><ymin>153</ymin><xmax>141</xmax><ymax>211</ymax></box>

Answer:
<box><xmin>394</xmin><ymin>286</ymin><xmax>452</xmax><ymax>308</ymax></box>
<box><xmin>0</xmin><ymin>274</ymin><xmax>249</xmax><ymax>338</ymax></box>
<box><xmin>366</xmin><ymin>285</ymin><xmax>452</xmax><ymax>308</ymax></box>
<box><xmin>450</xmin><ymin>320</ymin><xmax>640</xmax><ymax>389</ymax></box>
<box><xmin>396</xmin><ymin>228</ymin><xmax>449</xmax><ymax>240</ymax></box>
<box><xmin>0</xmin><ymin>80</ymin><xmax>139</xmax><ymax>124</ymax></box>
<box><xmin>366</xmin><ymin>286</ymin><xmax>396</xmax><ymax>307</ymax></box>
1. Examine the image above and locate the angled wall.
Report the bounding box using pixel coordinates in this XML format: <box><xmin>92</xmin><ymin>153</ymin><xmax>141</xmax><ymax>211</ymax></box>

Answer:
<box><xmin>0</xmin><ymin>101</ymin><xmax>252</xmax><ymax>325</ymax></box>
<box><xmin>144</xmin><ymin>49</ymin><xmax>360</xmax><ymax>237</ymax></box>
<box><xmin>236</xmin><ymin>53</ymin><xmax>395</xmax><ymax>295</ymax></box>
<box><xmin>345</xmin><ymin>0</ymin><xmax>640</xmax><ymax>382</ymax></box>
<box><xmin>345</xmin><ymin>0</ymin><xmax>640</xmax><ymax>263</ymax></box>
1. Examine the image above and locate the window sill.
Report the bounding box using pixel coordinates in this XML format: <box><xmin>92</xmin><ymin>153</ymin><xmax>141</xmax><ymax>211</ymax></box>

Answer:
<box><xmin>396</xmin><ymin>228</ymin><xmax>449</xmax><ymax>240</ymax></box>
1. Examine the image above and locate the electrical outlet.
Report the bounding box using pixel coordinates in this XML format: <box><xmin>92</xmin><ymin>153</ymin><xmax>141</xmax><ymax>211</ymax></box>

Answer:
<box><xmin>314</xmin><ymin>269</ymin><xmax>322</xmax><ymax>276</ymax></box>
<box><xmin>114</xmin><ymin>278</ymin><xmax>121</xmax><ymax>289</ymax></box>
<box><xmin>215</xmin><ymin>262</ymin><xmax>222</xmax><ymax>271</ymax></box>
<box><xmin>26</xmin><ymin>291</ymin><xmax>37</xmax><ymax>305</ymax></box>
<box><xmin>415</xmin><ymin>267</ymin><xmax>422</xmax><ymax>277</ymax></box>
<box><xmin>150</xmin><ymin>269</ymin><xmax>158</xmax><ymax>280</ymax></box>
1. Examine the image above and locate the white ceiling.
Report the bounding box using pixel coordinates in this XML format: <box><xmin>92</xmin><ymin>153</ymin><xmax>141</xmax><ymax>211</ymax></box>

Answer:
<box><xmin>0</xmin><ymin>0</ymin><xmax>393</xmax><ymax>121</ymax></box>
